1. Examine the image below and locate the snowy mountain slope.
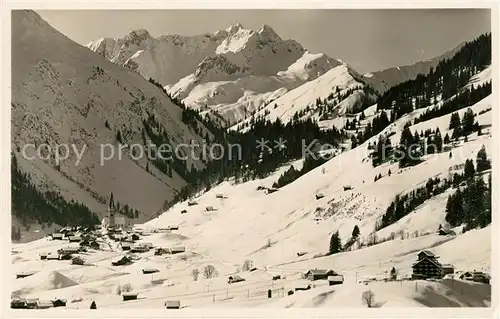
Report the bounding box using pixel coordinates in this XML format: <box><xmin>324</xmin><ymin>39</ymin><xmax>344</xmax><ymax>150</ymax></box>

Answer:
<box><xmin>175</xmin><ymin>52</ymin><xmax>350</xmax><ymax>127</ymax></box>
<box><xmin>10</xmin><ymin>80</ymin><xmax>492</xmax><ymax>308</ymax></box>
<box><xmin>363</xmin><ymin>42</ymin><xmax>465</xmax><ymax>94</ymax></box>
<box><xmin>88</xmin><ymin>23</ymin><xmax>372</xmax><ymax>128</ymax></box>
<box><xmin>86</xmin><ymin>28</ymin><xmax>229</xmax><ymax>86</ymax></box>
<box><xmin>231</xmin><ymin>63</ymin><xmax>378</xmax><ymax>131</ymax></box>
<box><xmin>11</xmin><ymin>11</ymin><xmax>211</xmax><ymax>224</ymax></box>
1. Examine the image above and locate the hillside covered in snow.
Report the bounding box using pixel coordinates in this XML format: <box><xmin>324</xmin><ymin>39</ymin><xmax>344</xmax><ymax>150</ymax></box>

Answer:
<box><xmin>11</xmin><ymin>10</ymin><xmax>220</xmax><ymax>233</ymax></box>
<box><xmin>88</xmin><ymin>24</ymin><xmax>377</xmax><ymax>128</ymax></box>
<box><xmin>10</xmin><ymin>9</ymin><xmax>493</xmax><ymax>311</ymax></box>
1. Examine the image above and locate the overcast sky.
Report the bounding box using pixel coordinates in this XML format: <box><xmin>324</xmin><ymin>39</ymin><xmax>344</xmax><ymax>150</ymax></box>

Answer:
<box><xmin>36</xmin><ymin>9</ymin><xmax>490</xmax><ymax>73</ymax></box>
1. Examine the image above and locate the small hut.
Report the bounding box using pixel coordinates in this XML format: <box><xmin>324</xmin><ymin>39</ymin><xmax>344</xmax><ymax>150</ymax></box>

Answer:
<box><xmin>165</xmin><ymin>300</ymin><xmax>180</xmax><ymax>309</ymax></box>
<box><xmin>122</xmin><ymin>293</ymin><xmax>138</xmax><ymax>301</ymax></box>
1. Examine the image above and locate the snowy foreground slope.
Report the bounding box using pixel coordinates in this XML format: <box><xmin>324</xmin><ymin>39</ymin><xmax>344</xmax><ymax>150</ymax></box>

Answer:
<box><xmin>11</xmin><ymin>92</ymin><xmax>492</xmax><ymax>308</ymax></box>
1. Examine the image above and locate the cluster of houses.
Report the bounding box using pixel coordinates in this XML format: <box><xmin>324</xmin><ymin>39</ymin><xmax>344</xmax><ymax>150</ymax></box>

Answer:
<box><xmin>11</xmin><ymin>298</ymin><xmax>67</xmax><ymax>309</ymax></box>
<box><xmin>411</xmin><ymin>250</ymin><xmax>490</xmax><ymax>284</ymax></box>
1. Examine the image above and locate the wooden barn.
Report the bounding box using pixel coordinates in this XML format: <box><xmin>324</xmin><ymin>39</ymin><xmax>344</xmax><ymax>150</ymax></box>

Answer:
<box><xmin>168</xmin><ymin>247</ymin><xmax>186</xmax><ymax>254</ymax></box>
<box><xmin>52</xmin><ymin>299</ymin><xmax>67</xmax><ymax>307</ymax></box>
<box><xmin>142</xmin><ymin>268</ymin><xmax>159</xmax><ymax>275</ymax></box>
<box><xmin>11</xmin><ymin>298</ymin><xmax>27</xmax><ymax>309</ymax></box>
<box><xmin>305</xmin><ymin>269</ymin><xmax>336</xmax><ymax>281</ymax></box>
<box><xmin>165</xmin><ymin>300</ymin><xmax>180</xmax><ymax>309</ymax></box>
<box><xmin>122</xmin><ymin>293</ymin><xmax>138</xmax><ymax>301</ymax></box>
<box><xmin>328</xmin><ymin>274</ymin><xmax>344</xmax><ymax>285</ymax></box>
<box><xmin>411</xmin><ymin>250</ymin><xmax>442</xmax><ymax>279</ymax></box>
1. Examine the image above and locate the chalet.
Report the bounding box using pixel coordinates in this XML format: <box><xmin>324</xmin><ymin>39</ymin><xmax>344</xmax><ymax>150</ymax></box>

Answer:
<box><xmin>130</xmin><ymin>244</ymin><xmax>149</xmax><ymax>253</ymax></box>
<box><xmin>50</xmin><ymin>233</ymin><xmax>64</xmax><ymax>240</ymax></box>
<box><xmin>181</xmin><ymin>210</ymin><xmax>188</xmax><ymax>214</ymax></box>
<box><xmin>249</xmin><ymin>267</ymin><xmax>258</xmax><ymax>272</ymax></box>
<box><xmin>165</xmin><ymin>300</ymin><xmax>180</xmax><ymax>309</ymax></box>
<box><xmin>257</xmin><ymin>186</ymin><xmax>267</xmax><ymax>191</ymax></box>
<box><xmin>122</xmin><ymin>293</ymin><xmax>138</xmax><ymax>301</ymax></box>
<box><xmin>458</xmin><ymin>271</ymin><xmax>473</xmax><ymax>280</ymax></box>
<box><xmin>411</xmin><ymin>250</ymin><xmax>442</xmax><ymax>279</ymax></box>
<box><xmin>205</xmin><ymin>206</ymin><xmax>216</xmax><ymax>211</ymax></box>
<box><xmin>305</xmin><ymin>269</ymin><xmax>336</xmax><ymax>281</ymax></box>
<box><xmin>52</xmin><ymin>299</ymin><xmax>67</xmax><ymax>307</ymax></box>
<box><xmin>343</xmin><ymin>185</ymin><xmax>352</xmax><ymax>191</ymax></box>
<box><xmin>142</xmin><ymin>242</ymin><xmax>154</xmax><ymax>249</ymax></box>
<box><xmin>315</xmin><ymin>193</ymin><xmax>325</xmax><ymax>200</ymax></box>
<box><xmin>228</xmin><ymin>275</ymin><xmax>245</xmax><ymax>284</ymax></box>
<box><xmin>216</xmin><ymin>194</ymin><xmax>227</xmax><ymax>199</ymax></box>
<box><xmin>472</xmin><ymin>271</ymin><xmax>490</xmax><ymax>284</ymax></box>
<box><xmin>71</xmin><ymin>257</ymin><xmax>85</xmax><ymax>265</ymax></box>
<box><xmin>168</xmin><ymin>225</ymin><xmax>179</xmax><ymax>231</ymax></box>
<box><xmin>112</xmin><ymin>256</ymin><xmax>131</xmax><ymax>266</ymax></box>
<box><xmin>40</xmin><ymin>253</ymin><xmax>48</xmax><ymax>260</ymax></box>
<box><xmin>36</xmin><ymin>300</ymin><xmax>54</xmax><ymax>309</ymax></box>
<box><xmin>168</xmin><ymin>247</ymin><xmax>186</xmax><ymax>254</ymax></box>
<box><xmin>272</xmin><ymin>275</ymin><xmax>281</xmax><ymax>281</ymax></box>
<box><xmin>142</xmin><ymin>268</ymin><xmax>159</xmax><ymax>274</ymax></box>
<box><xmin>59</xmin><ymin>253</ymin><xmax>73</xmax><ymax>260</ymax></box>
<box><xmin>25</xmin><ymin>298</ymin><xmax>38</xmax><ymax>309</ymax></box>
<box><xmin>59</xmin><ymin>246</ymin><xmax>80</xmax><ymax>254</ymax></box>
<box><xmin>64</xmin><ymin>232</ymin><xmax>75</xmax><ymax>238</ymax></box>
<box><xmin>154</xmin><ymin>248</ymin><xmax>167</xmax><ymax>255</ymax></box>
<box><xmin>187</xmin><ymin>201</ymin><xmax>198</xmax><ymax>206</ymax></box>
<box><xmin>16</xmin><ymin>271</ymin><xmax>36</xmax><ymax>279</ymax></box>
<box><xmin>297</xmin><ymin>252</ymin><xmax>307</xmax><ymax>257</ymax></box>
<box><xmin>441</xmin><ymin>264</ymin><xmax>454</xmax><ymax>276</ymax></box>
<box><xmin>328</xmin><ymin>274</ymin><xmax>344</xmax><ymax>285</ymax></box>
<box><xmin>11</xmin><ymin>298</ymin><xmax>27</xmax><ymax>309</ymax></box>
<box><xmin>121</xmin><ymin>243</ymin><xmax>131</xmax><ymax>251</ymax></box>
<box><xmin>131</xmin><ymin>234</ymin><xmax>140</xmax><ymax>241</ymax></box>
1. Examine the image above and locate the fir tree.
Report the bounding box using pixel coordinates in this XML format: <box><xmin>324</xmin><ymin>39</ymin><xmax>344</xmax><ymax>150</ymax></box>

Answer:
<box><xmin>329</xmin><ymin>230</ymin><xmax>342</xmax><ymax>255</ymax></box>
<box><xmin>464</xmin><ymin>159</ymin><xmax>476</xmax><ymax>179</ymax></box>
<box><xmin>352</xmin><ymin>225</ymin><xmax>360</xmax><ymax>238</ymax></box>
<box><xmin>476</xmin><ymin>145</ymin><xmax>491</xmax><ymax>172</ymax></box>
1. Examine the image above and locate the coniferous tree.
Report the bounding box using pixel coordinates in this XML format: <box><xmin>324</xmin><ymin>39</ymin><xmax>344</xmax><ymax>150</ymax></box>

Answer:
<box><xmin>444</xmin><ymin>133</ymin><xmax>450</xmax><ymax>145</ymax></box>
<box><xmin>464</xmin><ymin>159</ymin><xmax>476</xmax><ymax>179</ymax></box>
<box><xmin>329</xmin><ymin>230</ymin><xmax>342</xmax><ymax>255</ymax></box>
<box><xmin>476</xmin><ymin>145</ymin><xmax>491</xmax><ymax>172</ymax></box>
<box><xmin>449</xmin><ymin>112</ymin><xmax>461</xmax><ymax>130</ymax></box>
<box><xmin>352</xmin><ymin>225</ymin><xmax>360</xmax><ymax>238</ymax></box>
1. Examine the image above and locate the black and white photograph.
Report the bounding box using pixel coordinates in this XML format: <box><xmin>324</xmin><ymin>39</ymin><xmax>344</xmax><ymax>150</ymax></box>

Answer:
<box><xmin>4</xmin><ymin>2</ymin><xmax>497</xmax><ymax>315</ymax></box>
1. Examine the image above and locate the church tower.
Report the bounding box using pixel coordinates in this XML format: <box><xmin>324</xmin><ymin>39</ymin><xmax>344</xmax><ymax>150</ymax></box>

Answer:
<box><xmin>108</xmin><ymin>192</ymin><xmax>115</xmax><ymax>228</ymax></box>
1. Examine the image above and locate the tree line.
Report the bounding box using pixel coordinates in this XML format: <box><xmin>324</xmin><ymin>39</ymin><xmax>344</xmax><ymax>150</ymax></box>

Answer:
<box><xmin>11</xmin><ymin>153</ymin><xmax>100</xmax><ymax>228</ymax></box>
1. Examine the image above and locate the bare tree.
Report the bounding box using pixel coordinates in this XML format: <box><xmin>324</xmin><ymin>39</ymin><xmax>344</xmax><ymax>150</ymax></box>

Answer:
<box><xmin>203</xmin><ymin>265</ymin><xmax>218</xmax><ymax>279</ymax></box>
<box><xmin>367</xmin><ymin>232</ymin><xmax>378</xmax><ymax>246</ymax></box>
<box><xmin>116</xmin><ymin>285</ymin><xmax>122</xmax><ymax>295</ymax></box>
<box><xmin>121</xmin><ymin>283</ymin><xmax>132</xmax><ymax>293</ymax></box>
<box><xmin>242</xmin><ymin>260</ymin><xmax>253</xmax><ymax>271</ymax></box>
<box><xmin>389</xmin><ymin>232</ymin><xmax>396</xmax><ymax>240</ymax></box>
<box><xmin>191</xmin><ymin>268</ymin><xmax>200</xmax><ymax>281</ymax></box>
<box><xmin>362</xmin><ymin>290</ymin><xmax>375</xmax><ymax>307</ymax></box>
<box><xmin>398</xmin><ymin>229</ymin><xmax>405</xmax><ymax>240</ymax></box>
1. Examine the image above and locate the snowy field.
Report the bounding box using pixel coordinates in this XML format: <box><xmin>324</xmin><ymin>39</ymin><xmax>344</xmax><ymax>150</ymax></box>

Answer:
<box><xmin>10</xmin><ymin>95</ymin><xmax>493</xmax><ymax>309</ymax></box>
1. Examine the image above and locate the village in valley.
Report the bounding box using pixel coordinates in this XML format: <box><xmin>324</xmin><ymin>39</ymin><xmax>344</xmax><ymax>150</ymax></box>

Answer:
<box><xmin>9</xmin><ymin>9</ymin><xmax>493</xmax><ymax>310</ymax></box>
<box><xmin>11</xmin><ymin>188</ymin><xmax>491</xmax><ymax>309</ymax></box>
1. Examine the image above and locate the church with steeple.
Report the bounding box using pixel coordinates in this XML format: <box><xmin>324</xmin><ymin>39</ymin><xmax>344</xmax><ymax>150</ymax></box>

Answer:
<box><xmin>101</xmin><ymin>192</ymin><xmax>128</xmax><ymax>230</ymax></box>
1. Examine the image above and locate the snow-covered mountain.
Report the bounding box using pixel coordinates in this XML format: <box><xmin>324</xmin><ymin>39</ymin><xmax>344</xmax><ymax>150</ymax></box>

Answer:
<box><xmin>88</xmin><ymin>24</ymin><xmax>376</xmax><ymax>128</ymax></box>
<box><xmin>363</xmin><ymin>42</ymin><xmax>465</xmax><ymax>94</ymax></box>
<box><xmin>11</xmin><ymin>10</ymin><xmax>212</xmax><ymax>224</ymax></box>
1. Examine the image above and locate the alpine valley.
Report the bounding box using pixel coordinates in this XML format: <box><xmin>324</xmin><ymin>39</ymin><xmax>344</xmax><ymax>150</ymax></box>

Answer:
<box><xmin>10</xmin><ymin>10</ymin><xmax>493</xmax><ymax>309</ymax></box>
